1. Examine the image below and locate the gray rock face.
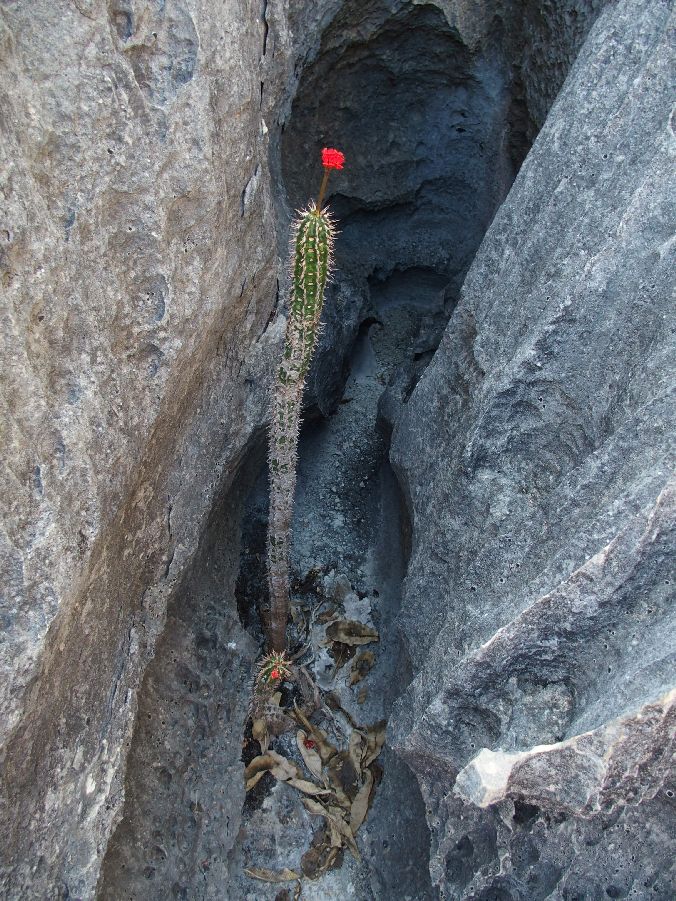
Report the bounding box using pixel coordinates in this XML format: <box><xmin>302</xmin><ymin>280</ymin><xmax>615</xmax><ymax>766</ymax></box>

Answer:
<box><xmin>285</xmin><ymin>0</ymin><xmax>609</xmax><ymax>416</ymax></box>
<box><xmin>2</xmin><ymin>0</ymin><xmax>673</xmax><ymax>897</ymax></box>
<box><xmin>389</xmin><ymin>0</ymin><xmax>676</xmax><ymax>896</ymax></box>
<box><xmin>0</xmin><ymin>0</ymin><xmax>284</xmax><ymax>896</ymax></box>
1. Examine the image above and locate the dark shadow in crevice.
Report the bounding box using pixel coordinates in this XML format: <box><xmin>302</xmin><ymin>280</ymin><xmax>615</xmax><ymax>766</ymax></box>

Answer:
<box><xmin>97</xmin><ymin>432</ymin><xmax>266</xmax><ymax>900</ymax></box>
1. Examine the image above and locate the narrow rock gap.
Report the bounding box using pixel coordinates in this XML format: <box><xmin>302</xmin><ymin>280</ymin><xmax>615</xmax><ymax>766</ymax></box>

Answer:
<box><xmin>99</xmin><ymin>0</ymin><xmax>545</xmax><ymax>896</ymax></box>
<box><xmin>228</xmin><ymin>2</ymin><xmax>537</xmax><ymax>896</ymax></box>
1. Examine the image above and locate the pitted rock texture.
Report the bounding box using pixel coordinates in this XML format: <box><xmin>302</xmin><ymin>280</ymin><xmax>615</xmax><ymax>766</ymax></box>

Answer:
<box><xmin>0</xmin><ymin>0</ymin><xmax>287</xmax><ymax>896</ymax></box>
<box><xmin>1</xmin><ymin>0</ymin><xmax>673</xmax><ymax>898</ymax></box>
<box><xmin>389</xmin><ymin>0</ymin><xmax>676</xmax><ymax>897</ymax></box>
<box><xmin>97</xmin><ymin>454</ymin><xmax>261</xmax><ymax>900</ymax></box>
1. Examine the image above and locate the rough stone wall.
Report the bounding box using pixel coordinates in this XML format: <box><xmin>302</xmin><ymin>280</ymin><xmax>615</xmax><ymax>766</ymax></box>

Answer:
<box><xmin>0</xmin><ymin>1</ymin><xmax>283</xmax><ymax>896</ymax></box>
<box><xmin>281</xmin><ymin>0</ymin><xmax>610</xmax><ymax>417</ymax></box>
<box><xmin>96</xmin><ymin>444</ymin><xmax>263</xmax><ymax>899</ymax></box>
<box><xmin>389</xmin><ymin>0</ymin><xmax>675</xmax><ymax>897</ymax></box>
<box><xmin>2</xmin><ymin>0</ymin><xmax>672</xmax><ymax>897</ymax></box>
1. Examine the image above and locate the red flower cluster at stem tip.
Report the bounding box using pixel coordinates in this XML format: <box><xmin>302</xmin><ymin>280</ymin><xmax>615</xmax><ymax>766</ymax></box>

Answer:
<box><xmin>270</xmin><ymin>668</ymin><xmax>281</xmax><ymax>680</ymax></box>
<box><xmin>322</xmin><ymin>147</ymin><xmax>345</xmax><ymax>170</ymax></box>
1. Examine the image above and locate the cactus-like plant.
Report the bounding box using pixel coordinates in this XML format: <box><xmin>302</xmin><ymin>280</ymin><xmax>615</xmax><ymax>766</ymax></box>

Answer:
<box><xmin>266</xmin><ymin>147</ymin><xmax>345</xmax><ymax>652</ymax></box>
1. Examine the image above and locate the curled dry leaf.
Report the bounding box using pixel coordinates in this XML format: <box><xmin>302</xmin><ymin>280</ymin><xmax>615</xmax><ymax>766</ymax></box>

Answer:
<box><xmin>327</xmin><ymin>804</ymin><xmax>361</xmax><ymax>861</ymax></box>
<box><xmin>363</xmin><ymin>720</ymin><xmax>387</xmax><ymax>768</ymax></box>
<box><xmin>269</xmin><ymin>752</ymin><xmax>302</xmax><ymax>783</ymax></box>
<box><xmin>348</xmin><ymin>730</ymin><xmax>366</xmax><ymax>774</ymax></box>
<box><xmin>287</xmin><ymin>778</ymin><xmax>331</xmax><ymax>796</ymax></box>
<box><xmin>327</xmin><ymin>750</ymin><xmax>360</xmax><ymax>806</ymax></box>
<box><xmin>244</xmin><ymin>751</ymin><xmax>300</xmax><ymax>786</ymax></box>
<box><xmin>328</xmin><ymin>640</ymin><xmax>355</xmax><ymax>671</ymax></box>
<box><xmin>302</xmin><ymin>798</ymin><xmax>361</xmax><ymax>861</ymax></box>
<box><xmin>326</xmin><ymin>818</ymin><xmax>343</xmax><ymax>849</ymax></box>
<box><xmin>296</xmin><ymin>665</ymin><xmax>321</xmax><ymax>713</ymax></box>
<box><xmin>349</xmin><ymin>650</ymin><xmax>375</xmax><ymax>685</ymax></box>
<box><xmin>244</xmin><ymin>866</ymin><xmax>301</xmax><ymax>883</ymax></box>
<box><xmin>244</xmin><ymin>754</ymin><xmax>278</xmax><ymax>781</ymax></box>
<box><xmin>245</xmin><ymin>769</ymin><xmax>267</xmax><ymax>793</ymax></box>
<box><xmin>302</xmin><ymin>796</ymin><xmax>331</xmax><ymax>819</ymax></box>
<box><xmin>252</xmin><ymin>717</ymin><xmax>269</xmax><ymax>752</ymax></box>
<box><xmin>292</xmin><ymin>705</ymin><xmax>337</xmax><ymax>764</ymax></box>
<box><xmin>325</xmin><ymin>619</ymin><xmax>379</xmax><ymax>646</ymax></box>
<box><xmin>349</xmin><ymin>768</ymin><xmax>374</xmax><ymax>834</ymax></box>
<box><xmin>296</xmin><ymin>730</ymin><xmax>323</xmax><ymax>779</ymax></box>
<box><xmin>301</xmin><ymin>831</ymin><xmax>342</xmax><ymax>879</ymax></box>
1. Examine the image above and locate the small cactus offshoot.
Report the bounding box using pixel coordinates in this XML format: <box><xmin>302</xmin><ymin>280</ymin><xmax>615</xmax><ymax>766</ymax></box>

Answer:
<box><xmin>266</xmin><ymin>148</ymin><xmax>344</xmax><ymax>652</ymax></box>
<box><xmin>256</xmin><ymin>651</ymin><xmax>293</xmax><ymax>687</ymax></box>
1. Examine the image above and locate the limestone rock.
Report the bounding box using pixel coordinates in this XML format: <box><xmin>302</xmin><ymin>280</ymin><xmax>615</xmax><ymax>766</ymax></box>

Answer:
<box><xmin>389</xmin><ymin>0</ymin><xmax>675</xmax><ymax>896</ymax></box>
<box><xmin>0</xmin><ymin>0</ymin><xmax>283</xmax><ymax>896</ymax></box>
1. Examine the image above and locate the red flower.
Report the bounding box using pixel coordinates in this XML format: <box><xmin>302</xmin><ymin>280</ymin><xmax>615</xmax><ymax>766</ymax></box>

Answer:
<box><xmin>322</xmin><ymin>147</ymin><xmax>345</xmax><ymax>170</ymax></box>
<box><xmin>270</xmin><ymin>668</ymin><xmax>281</xmax><ymax>680</ymax></box>
<box><xmin>303</xmin><ymin>738</ymin><xmax>317</xmax><ymax>750</ymax></box>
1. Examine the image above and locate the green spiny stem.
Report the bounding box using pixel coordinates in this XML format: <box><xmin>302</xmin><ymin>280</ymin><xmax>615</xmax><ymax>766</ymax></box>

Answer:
<box><xmin>267</xmin><ymin>205</ymin><xmax>335</xmax><ymax>651</ymax></box>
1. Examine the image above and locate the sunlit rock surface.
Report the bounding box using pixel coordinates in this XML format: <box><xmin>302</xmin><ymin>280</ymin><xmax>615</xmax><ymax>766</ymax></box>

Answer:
<box><xmin>390</xmin><ymin>0</ymin><xmax>675</xmax><ymax>896</ymax></box>
<box><xmin>0</xmin><ymin>0</ymin><xmax>283</xmax><ymax>895</ymax></box>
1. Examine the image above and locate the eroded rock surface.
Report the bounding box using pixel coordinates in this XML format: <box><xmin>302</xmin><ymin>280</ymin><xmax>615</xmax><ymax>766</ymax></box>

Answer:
<box><xmin>0</xmin><ymin>1</ymin><xmax>284</xmax><ymax>896</ymax></box>
<box><xmin>389</xmin><ymin>0</ymin><xmax>676</xmax><ymax>896</ymax></box>
<box><xmin>1</xmin><ymin>0</ymin><xmax>673</xmax><ymax>898</ymax></box>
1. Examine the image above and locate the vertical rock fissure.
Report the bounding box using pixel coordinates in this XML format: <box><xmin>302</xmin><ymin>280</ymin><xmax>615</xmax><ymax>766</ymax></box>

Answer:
<box><xmin>97</xmin><ymin>0</ymin><xmax>618</xmax><ymax>894</ymax></box>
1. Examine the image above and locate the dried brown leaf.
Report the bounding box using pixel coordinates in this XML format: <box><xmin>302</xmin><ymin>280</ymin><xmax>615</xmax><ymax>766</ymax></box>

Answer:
<box><xmin>302</xmin><ymin>798</ymin><xmax>361</xmax><ymax>861</ymax></box>
<box><xmin>327</xmin><ymin>805</ymin><xmax>361</xmax><ymax>861</ymax></box>
<box><xmin>287</xmin><ymin>778</ymin><xmax>331</xmax><ymax>796</ymax></box>
<box><xmin>317</xmin><ymin>607</ymin><xmax>338</xmax><ymax>624</ymax></box>
<box><xmin>327</xmin><ymin>818</ymin><xmax>343</xmax><ymax>848</ymax></box>
<box><xmin>296</xmin><ymin>730</ymin><xmax>323</xmax><ymax>779</ymax></box>
<box><xmin>244</xmin><ymin>866</ymin><xmax>301</xmax><ymax>883</ymax></box>
<box><xmin>328</xmin><ymin>641</ymin><xmax>355</xmax><ymax>671</ymax></box>
<box><xmin>325</xmin><ymin>619</ymin><xmax>379</xmax><ymax>646</ymax></box>
<box><xmin>252</xmin><ymin>717</ymin><xmax>269</xmax><ymax>752</ymax></box>
<box><xmin>349</xmin><ymin>650</ymin><xmax>375</xmax><ymax>685</ymax></box>
<box><xmin>296</xmin><ymin>665</ymin><xmax>321</xmax><ymax>714</ymax></box>
<box><xmin>301</xmin><ymin>835</ymin><xmax>342</xmax><ymax>879</ymax></box>
<box><xmin>292</xmin><ymin>705</ymin><xmax>337</xmax><ymax>764</ymax></box>
<box><xmin>349</xmin><ymin>768</ymin><xmax>374</xmax><ymax>834</ymax></box>
<box><xmin>327</xmin><ymin>750</ymin><xmax>360</xmax><ymax>804</ymax></box>
<box><xmin>244</xmin><ymin>751</ymin><xmax>300</xmax><ymax>785</ymax></box>
<box><xmin>348</xmin><ymin>730</ymin><xmax>366</xmax><ymax>774</ymax></box>
<box><xmin>245</xmin><ymin>770</ymin><xmax>267</xmax><ymax>792</ymax></box>
<box><xmin>269</xmin><ymin>752</ymin><xmax>301</xmax><ymax>783</ymax></box>
<box><xmin>244</xmin><ymin>754</ymin><xmax>278</xmax><ymax>781</ymax></box>
<box><xmin>302</xmin><ymin>797</ymin><xmax>329</xmax><ymax>818</ymax></box>
<box><xmin>363</xmin><ymin>720</ymin><xmax>387</xmax><ymax>768</ymax></box>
